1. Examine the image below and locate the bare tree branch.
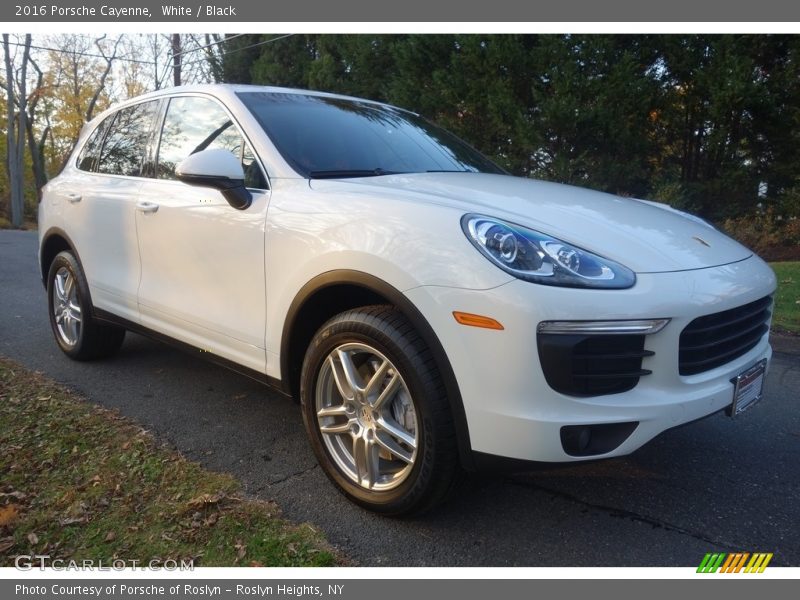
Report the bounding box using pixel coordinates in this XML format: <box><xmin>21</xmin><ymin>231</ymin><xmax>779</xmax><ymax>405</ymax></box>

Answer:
<box><xmin>85</xmin><ymin>34</ymin><xmax>122</xmax><ymax>122</ymax></box>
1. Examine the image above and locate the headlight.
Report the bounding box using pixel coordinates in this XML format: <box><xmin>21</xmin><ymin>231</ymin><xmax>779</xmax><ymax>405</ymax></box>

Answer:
<box><xmin>461</xmin><ymin>214</ymin><xmax>636</xmax><ymax>289</ymax></box>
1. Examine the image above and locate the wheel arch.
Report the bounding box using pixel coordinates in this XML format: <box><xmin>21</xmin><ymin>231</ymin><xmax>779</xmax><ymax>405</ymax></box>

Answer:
<box><xmin>281</xmin><ymin>270</ymin><xmax>475</xmax><ymax>470</ymax></box>
<box><xmin>40</xmin><ymin>228</ymin><xmax>83</xmax><ymax>289</ymax></box>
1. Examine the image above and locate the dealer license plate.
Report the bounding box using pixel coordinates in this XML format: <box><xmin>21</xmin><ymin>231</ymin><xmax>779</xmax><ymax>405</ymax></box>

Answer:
<box><xmin>728</xmin><ymin>359</ymin><xmax>767</xmax><ymax>417</ymax></box>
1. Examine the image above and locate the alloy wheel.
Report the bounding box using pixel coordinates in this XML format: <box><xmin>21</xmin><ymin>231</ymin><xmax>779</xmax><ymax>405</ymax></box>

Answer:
<box><xmin>52</xmin><ymin>266</ymin><xmax>82</xmax><ymax>346</ymax></box>
<box><xmin>314</xmin><ymin>342</ymin><xmax>419</xmax><ymax>491</ymax></box>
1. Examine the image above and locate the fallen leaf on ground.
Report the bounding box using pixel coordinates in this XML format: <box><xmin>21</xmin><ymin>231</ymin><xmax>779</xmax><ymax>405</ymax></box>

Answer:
<box><xmin>186</xmin><ymin>491</ymin><xmax>226</xmax><ymax>508</ymax></box>
<box><xmin>234</xmin><ymin>539</ymin><xmax>246</xmax><ymax>562</ymax></box>
<box><xmin>27</xmin><ymin>532</ymin><xmax>38</xmax><ymax>545</ymax></box>
<box><xmin>0</xmin><ymin>491</ymin><xmax>26</xmax><ymax>501</ymax></box>
<box><xmin>0</xmin><ymin>505</ymin><xmax>19</xmax><ymax>527</ymax></box>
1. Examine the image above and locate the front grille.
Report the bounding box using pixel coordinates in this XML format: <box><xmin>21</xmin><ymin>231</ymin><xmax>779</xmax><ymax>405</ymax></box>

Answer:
<box><xmin>537</xmin><ymin>333</ymin><xmax>653</xmax><ymax>397</ymax></box>
<box><xmin>679</xmin><ymin>296</ymin><xmax>772</xmax><ymax>376</ymax></box>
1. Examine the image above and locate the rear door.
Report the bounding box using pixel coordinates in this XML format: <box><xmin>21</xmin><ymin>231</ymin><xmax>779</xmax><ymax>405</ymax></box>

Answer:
<box><xmin>135</xmin><ymin>94</ymin><xmax>270</xmax><ymax>373</ymax></box>
<box><xmin>62</xmin><ymin>100</ymin><xmax>160</xmax><ymax>323</ymax></box>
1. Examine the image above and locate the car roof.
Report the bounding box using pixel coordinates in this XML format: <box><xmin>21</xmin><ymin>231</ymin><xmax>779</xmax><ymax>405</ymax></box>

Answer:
<box><xmin>78</xmin><ymin>83</ymin><xmax>418</xmax><ymax>150</ymax></box>
<box><xmin>93</xmin><ymin>84</ymin><xmax>401</xmax><ymax>120</ymax></box>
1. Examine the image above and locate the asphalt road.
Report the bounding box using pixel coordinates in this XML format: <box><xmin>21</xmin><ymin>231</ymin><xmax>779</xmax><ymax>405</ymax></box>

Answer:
<box><xmin>2</xmin><ymin>229</ymin><xmax>799</xmax><ymax>567</ymax></box>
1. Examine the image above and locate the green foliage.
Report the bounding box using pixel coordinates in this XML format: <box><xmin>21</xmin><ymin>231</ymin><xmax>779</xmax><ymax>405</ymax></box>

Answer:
<box><xmin>769</xmin><ymin>262</ymin><xmax>800</xmax><ymax>334</ymax></box>
<box><xmin>777</xmin><ymin>185</ymin><xmax>800</xmax><ymax>219</ymax></box>
<box><xmin>722</xmin><ymin>209</ymin><xmax>800</xmax><ymax>261</ymax></box>
<box><xmin>250</xmin><ymin>34</ymin><xmax>316</xmax><ymax>88</ymax></box>
<box><xmin>225</xmin><ymin>34</ymin><xmax>800</xmax><ymax>232</ymax></box>
<box><xmin>650</xmin><ymin>181</ymin><xmax>694</xmax><ymax>212</ymax></box>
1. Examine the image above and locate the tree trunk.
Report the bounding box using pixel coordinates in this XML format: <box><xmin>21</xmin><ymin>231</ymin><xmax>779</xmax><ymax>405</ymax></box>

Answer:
<box><xmin>16</xmin><ymin>36</ymin><xmax>30</xmax><ymax>224</ymax></box>
<box><xmin>3</xmin><ymin>34</ymin><xmax>29</xmax><ymax>228</ymax></box>
<box><xmin>172</xmin><ymin>34</ymin><xmax>182</xmax><ymax>86</ymax></box>
<box><xmin>26</xmin><ymin>54</ymin><xmax>49</xmax><ymax>195</ymax></box>
<box><xmin>25</xmin><ymin>117</ymin><xmax>49</xmax><ymax>193</ymax></box>
<box><xmin>3</xmin><ymin>35</ymin><xmax>17</xmax><ymax>224</ymax></box>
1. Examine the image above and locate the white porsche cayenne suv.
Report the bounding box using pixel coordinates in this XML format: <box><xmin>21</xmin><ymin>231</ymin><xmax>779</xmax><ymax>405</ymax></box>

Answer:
<box><xmin>39</xmin><ymin>85</ymin><xmax>776</xmax><ymax>514</ymax></box>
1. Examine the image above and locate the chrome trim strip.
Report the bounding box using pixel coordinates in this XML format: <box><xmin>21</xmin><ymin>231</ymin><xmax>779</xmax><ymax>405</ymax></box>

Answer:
<box><xmin>537</xmin><ymin>319</ymin><xmax>670</xmax><ymax>335</ymax></box>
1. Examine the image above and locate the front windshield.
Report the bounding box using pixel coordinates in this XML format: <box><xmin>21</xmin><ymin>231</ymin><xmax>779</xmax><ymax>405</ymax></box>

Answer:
<box><xmin>237</xmin><ymin>91</ymin><xmax>504</xmax><ymax>178</ymax></box>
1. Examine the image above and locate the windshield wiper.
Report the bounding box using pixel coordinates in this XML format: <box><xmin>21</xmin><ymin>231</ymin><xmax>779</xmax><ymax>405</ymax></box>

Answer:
<box><xmin>309</xmin><ymin>168</ymin><xmax>404</xmax><ymax>179</ymax></box>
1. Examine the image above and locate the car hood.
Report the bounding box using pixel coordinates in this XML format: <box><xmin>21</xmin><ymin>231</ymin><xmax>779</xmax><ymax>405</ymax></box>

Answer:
<box><xmin>310</xmin><ymin>172</ymin><xmax>752</xmax><ymax>273</ymax></box>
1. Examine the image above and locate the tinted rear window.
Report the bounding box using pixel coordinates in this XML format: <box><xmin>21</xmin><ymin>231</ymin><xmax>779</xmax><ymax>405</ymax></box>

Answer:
<box><xmin>97</xmin><ymin>101</ymin><xmax>159</xmax><ymax>177</ymax></box>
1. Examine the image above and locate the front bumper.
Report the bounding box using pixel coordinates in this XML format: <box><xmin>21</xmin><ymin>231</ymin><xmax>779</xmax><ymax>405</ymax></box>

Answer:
<box><xmin>404</xmin><ymin>255</ymin><xmax>777</xmax><ymax>463</ymax></box>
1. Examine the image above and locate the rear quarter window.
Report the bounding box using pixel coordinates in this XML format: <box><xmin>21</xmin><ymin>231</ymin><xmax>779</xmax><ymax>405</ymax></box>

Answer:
<box><xmin>96</xmin><ymin>101</ymin><xmax>160</xmax><ymax>177</ymax></box>
<box><xmin>75</xmin><ymin>117</ymin><xmax>112</xmax><ymax>172</ymax></box>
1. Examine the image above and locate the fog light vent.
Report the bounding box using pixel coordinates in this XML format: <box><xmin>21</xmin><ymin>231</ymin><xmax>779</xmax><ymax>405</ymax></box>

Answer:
<box><xmin>560</xmin><ymin>422</ymin><xmax>638</xmax><ymax>457</ymax></box>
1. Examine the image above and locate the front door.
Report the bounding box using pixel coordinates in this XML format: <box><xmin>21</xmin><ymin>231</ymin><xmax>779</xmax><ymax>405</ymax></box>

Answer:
<box><xmin>135</xmin><ymin>95</ymin><xmax>270</xmax><ymax>373</ymax></box>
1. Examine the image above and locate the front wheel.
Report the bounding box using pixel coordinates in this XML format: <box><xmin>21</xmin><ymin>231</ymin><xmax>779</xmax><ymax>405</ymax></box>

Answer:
<box><xmin>300</xmin><ymin>306</ymin><xmax>460</xmax><ymax>515</ymax></box>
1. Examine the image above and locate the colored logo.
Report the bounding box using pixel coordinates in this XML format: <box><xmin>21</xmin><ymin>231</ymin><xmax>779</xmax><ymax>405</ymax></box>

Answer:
<box><xmin>697</xmin><ymin>552</ymin><xmax>773</xmax><ymax>573</ymax></box>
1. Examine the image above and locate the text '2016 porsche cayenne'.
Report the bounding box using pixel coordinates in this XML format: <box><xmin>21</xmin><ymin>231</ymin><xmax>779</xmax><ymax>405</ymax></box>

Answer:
<box><xmin>39</xmin><ymin>85</ymin><xmax>776</xmax><ymax>515</ymax></box>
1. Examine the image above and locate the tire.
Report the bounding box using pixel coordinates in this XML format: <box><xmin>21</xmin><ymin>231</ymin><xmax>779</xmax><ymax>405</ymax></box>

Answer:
<box><xmin>46</xmin><ymin>251</ymin><xmax>126</xmax><ymax>360</ymax></box>
<box><xmin>300</xmin><ymin>305</ymin><xmax>460</xmax><ymax>515</ymax></box>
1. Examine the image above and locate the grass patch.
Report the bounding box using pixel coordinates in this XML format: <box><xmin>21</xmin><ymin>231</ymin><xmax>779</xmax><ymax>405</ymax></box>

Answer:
<box><xmin>0</xmin><ymin>356</ymin><xmax>339</xmax><ymax>567</ymax></box>
<box><xmin>770</xmin><ymin>262</ymin><xmax>800</xmax><ymax>335</ymax></box>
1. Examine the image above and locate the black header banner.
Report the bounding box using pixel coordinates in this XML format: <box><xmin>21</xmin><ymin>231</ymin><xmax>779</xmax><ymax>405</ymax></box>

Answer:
<box><xmin>2</xmin><ymin>0</ymin><xmax>800</xmax><ymax>22</ymax></box>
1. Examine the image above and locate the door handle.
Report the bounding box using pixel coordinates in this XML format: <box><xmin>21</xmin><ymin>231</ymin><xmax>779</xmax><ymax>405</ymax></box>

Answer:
<box><xmin>66</xmin><ymin>193</ymin><xmax>82</xmax><ymax>204</ymax></box>
<box><xmin>136</xmin><ymin>201</ymin><xmax>159</xmax><ymax>214</ymax></box>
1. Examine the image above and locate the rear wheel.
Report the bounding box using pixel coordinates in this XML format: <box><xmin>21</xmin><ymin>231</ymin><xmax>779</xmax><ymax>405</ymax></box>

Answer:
<box><xmin>300</xmin><ymin>306</ymin><xmax>460</xmax><ymax>515</ymax></box>
<box><xmin>47</xmin><ymin>251</ymin><xmax>126</xmax><ymax>360</ymax></box>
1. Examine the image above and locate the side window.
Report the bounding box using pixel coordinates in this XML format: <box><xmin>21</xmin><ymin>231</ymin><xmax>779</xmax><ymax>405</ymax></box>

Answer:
<box><xmin>97</xmin><ymin>101</ymin><xmax>159</xmax><ymax>177</ymax></box>
<box><xmin>76</xmin><ymin>117</ymin><xmax>112</xmax><ymax>172</ymax></box>
<box><xmin>157</xmin><ymin>96</ymin><xmax>268</xmax><ymax>189</ymax></box>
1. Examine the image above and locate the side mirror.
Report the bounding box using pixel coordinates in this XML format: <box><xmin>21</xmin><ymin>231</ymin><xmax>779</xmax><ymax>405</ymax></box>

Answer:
<box><xmin>175</xmin><ymin>148</ymin><xmax>252</xmax><ymax>210</ymax></box>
